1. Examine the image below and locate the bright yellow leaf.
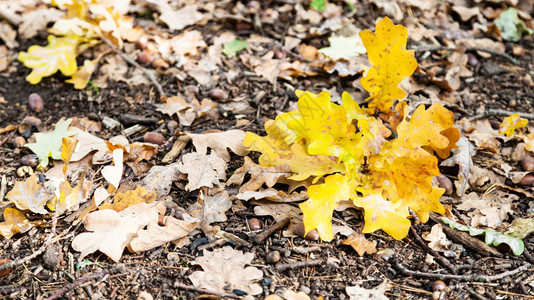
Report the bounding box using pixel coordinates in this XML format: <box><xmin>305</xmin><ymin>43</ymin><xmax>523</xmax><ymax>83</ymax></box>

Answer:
<box><xmin>99</xmin><ymin>186</ymin><xmax>157</xmax><ymax>212</ymax></box>
<box><xmin>65</xmin><ymin>56</ymin><xmax>101</xmax><ymax>89</ymax></box>
<box><xmin>360</xmin><ymin>17</ymin><xmax>417</xmax><ymax>113</ymax></box>
<box><xmin>499</xmin><ymin>113</ymin><xmax>528</xmax><ymax>137</ymax></box>
<box><xmin>18</xmin><ymin>35</ymin><xmax>79</xmax><ymax>84</ymax></box>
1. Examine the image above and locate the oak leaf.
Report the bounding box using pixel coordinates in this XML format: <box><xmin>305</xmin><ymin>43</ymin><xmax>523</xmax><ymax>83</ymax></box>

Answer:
<box><xmin>189</xmin><ymin>246</ymin><xmax>263</xmax><ymax>296</ymax></box>
<box><xmin>342</xmin><ymin>232</ymin><xmax>377</xmax><ymax>256</ymax></box>
<box><xmin>101</xmin><ymin>149</ymin><xmax>123</xmax><ymax>191</ymax></box>
<box><xmin>178</xmin><ymin>152</ymin><xmax>227</xmax><ymax>191</ymax></box>
<box><xmin>18</xmin><ymin>35</ymin><xmax>79</xmax><ymax>84</ymax></box>
<box><xmin>186</xmin><ymin>130</ymin><xmax>249</xmax><ymax>161</ymax></box>
<box><xmin>0</xmin><ymin>208</ymin><xmax>43</xmax><ymax>238</ymax></box>
<box><xmin>499</xmin><ymin>113</ymin><xmax>527</xmax><ymax>137</ymax></box>
<box><xmin>99</xmin><ymin>186</ymin><xmax>156</xmax><ymax>212</ymax></box>
<box><xmin>6</xmin><ymin>174</ymin><xmax>54</xmax><ymax>214</ymax></box>
<box><xmin>360</xmin><ymin>17</ymin><xmax>417</xmax><ymax>113</ymax></box>
<box><xmin>25</xmin><ymin>118</ymin><xmax>75</xmax><ymax>169</ymax></box>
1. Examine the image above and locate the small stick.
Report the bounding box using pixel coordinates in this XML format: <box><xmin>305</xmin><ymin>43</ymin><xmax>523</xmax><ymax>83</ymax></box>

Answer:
<box><xmin>465</xmin><ymin>286</ymin><xmax>489</xmax><ymax>300</ymax></box>
<box><xmin>274</xmin><ymin>41</ymin><xmax>312</xmax><ymax>63</ymax></box>
<box><xmin>523</xmin><ymin>247</ymin><xmax>534</xmax><ymax>265</ymax></box>
<box><xmin>250</xmin><ymin>217</ymin><xmax>290</xmax><ymax>244</ymax></box>
<box><xmin>468</xmin><ymin>109</ymin><xmax>534</xmax><ymax>122</ymax></box>
<box><xmin>174</xmin><ymin>283</ymin><xmax>240</xmax><ymax>299</ymax></box>
<box><xmin>291</xmin><ymin>246</ymin><xmax>322</xmax><ymax>255</ymax></box>
<box><xmin>222</xmin><ymin>232</ymin><xmax>253</xmax><ymax>248</ymax></box>
<box><xmin>276</xmin><ymin>259</ymin><xmax>322</xmax><ymax>272</ymax></box>
<box><xmin>100</xmin><ymin>37</ymin><xmax>166</xmax><ymax>100</ymax></box>
<box><xmin>413</xmin><ymin>46</ymin><xmax>518</xmax><ymax>65</ymax></box>
<box><xmin>0</xmin><ymin>131</ymin><xmax>15</xmax><ymax>147</ymax></box>
<box><xmin>395</xmin><ymin>263</ymin><xmax>530</xmax><ymax>282</ymax></box>
<box><xmin>409</xmin><ymin>226</ymin><xmax>457</xmax><ymax>274</ymax></box>
<box><xmin>47</xmin><ymin>265</ymin><xmax>126</xmax><ymax>300</ymax></box>
<box><xmin>0</xmin><ymin>175</ymin><xmax>6</xmax><ymax>202</ymax></box>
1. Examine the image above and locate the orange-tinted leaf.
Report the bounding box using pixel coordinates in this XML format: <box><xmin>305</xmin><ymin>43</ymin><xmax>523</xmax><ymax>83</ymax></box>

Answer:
<box><xmin>360</xmin><ymin>17</ymin><xmax>417</xmax><ymax>113</ymax></box>
<box><xmin>343</xmin><ymin>232</ymin><xmax>377</xmax><ymax>256</ymax></box>
<box><xmin>61</xmin><ymin>137</ymin><xmax>78</xmax><ymax>175</ymax></box>
<box><xmin>0</xmin><ymin>208</ymin><xmax>42</xmax><ymax>238</ymax></box>
<box><xmin>0</xmin><ymin>259</ymin><xmax>12</xmax><ymax>277</ymax></box>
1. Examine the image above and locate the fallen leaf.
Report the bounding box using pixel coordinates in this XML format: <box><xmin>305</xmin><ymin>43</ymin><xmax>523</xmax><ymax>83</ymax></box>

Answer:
<box><xmin>99</xmin><ymin>186</ymin><xmax>156</xmax><ymax>212</ymax></box>
<box><xmin>72</xmin><ymin>201</ymin><xmax>160</xmax><ymax>262</ymax></box>
<box><xmin>148</xmin><ymin>2</ymin><xmax>204</xmax><ymax>31</ymax></box>
<box><xmin>440</xmin><ymin>135</ymin><xmax>473</xmax><ymax>196</ymax></box>
<box><xmin>18</xmin><ymin>7</ymin><xmax>64</xmax><ymax>39</ymax></box>
<box><xmin>155</xmin><ymin>96</ymin><xmax>197</xmax><ymax>126</ymax></box>
<box><xmin>237</xmin><ymin>188</ymin><xmax>308</xmax><ymax>203</ymax></box>
<box><xmin>227</xmin><ymin>156</ymin><xmax>292</xmax><ymax>192</ymax></box>
<box><xmin>510</xmin><ymin>218</ymin><xmax>534</xmax><ymax>239</ymax></box>
<box><xmin>170</xmin><ymin>30</ymin><xmax>207</xmax><ymax>56</ymax></box>
<box><xmin>178</xmin><ymin>152</ymin><xmax>227</xmax><ymax>191</ymax></box>
<box><xmin>65</xmin><ymin>56</ymin><xmax>102</xmax><ymax>89</ymax></box>
<box><xmin>318</xmin><ymin>35</ymin><xmax>366</xmax><ymax>60</ymax></box>
<box><xmin>346</xmin><ymin>282</ymin><xmax>390</xmax><ymax>300</ymax></box>
<box><xmin>25</xmin><ymin>118</ymin><xmax>75</xmax><ymax>168</ymax></box>
<box><xmin>185</xmin><ymin>130</ymin><xmax>249</xmax><ymax>161</ymax></box>
<box><xmin>499</xmin><ymin>113</ymin><xmax>528</xmax><ymax>137</ymax></box>
<box><xmin>141</xmin><ymin>163</ymin><xmax>181</xmax><ymax>197</ymax></box>
<box><xmin>189</xmin><ymin>246</ymin><xmax>263</xmax><ymax>296</ymax></box>
<box><xmin>0</xmin><ymin>208</ymin><xmax>42</xmax><ymax>238</ymax></box>
<box><xmin>457</xmin><ymin>191</ymin><xmax>516</xmax><ymax>228</ymax></box>
<box><xmin>422</xmin><ymin>224</ymin><xmax>451</xmax><ymax>252</ymax></box>
<box><xmin>222</xmin><ymin>39</ymin><xmax>248</xmax><ymax>58</ymax></box>
<box><xmin>188</xmin><ymin>190</ymin><xmax>232</xmax><ymax>225</ymax></box>
<box><xmin>18</xmin><ymin>35</ymin><xmax>79</xmax><ymax>85</ymax></box>
<box><xmin>101</xmin><ymin>149</ymin><xmax>123</xmax><ymax>191</ymax></box>
<box><xmin>0</xmin><ymin>23</ymin><xmax>18</xmax><ymax>49</ymax></box>
<box><xmin>495</xmin><ymin>8</ymin><xmax>532</xmax><ymax>42</ymax></box>
<box><xmin>343</xmin><ymin>232</ymin><xmax>377</xmax><ymax>256</ymax></box>
<box><xmin>5</xmin><ymin>174</ymin><xmax>54</xmax><ymax>214</ymax></box>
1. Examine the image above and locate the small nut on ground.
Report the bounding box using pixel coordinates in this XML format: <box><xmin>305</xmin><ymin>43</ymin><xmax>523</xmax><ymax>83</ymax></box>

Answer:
<box><xmin>294</xmin><ymin>223</ymin><xmax>319</xmax><ymax>241</ymax></box>
<box><xmin>266</xmin><ymin>251</ymin><xmax>280</xmax><ymax>264</ymax></box>
<box><xmin>437</xmin><ymin>175</ymin><xmax>453</xmax><ymax>195</ymax></box>
<box><xmin>519</xmin><ymin>174</ymin><xmax>534</xmax><ymax>186</ymax></box>
<box><xmin>208</xmin><ymin>88</ymin><xmax>229</xmax><ymax>102</ymax></box>
<box><xmin>143</xmin><ymin>131</ymin><xmax>166</xmax><ymax>145</ymax></box>
<box><xmin>248</xmin><ymin>218</ymin><xmax>262</xmax><ymax>231</ymax></box>
<box><xmin>28</xmin><ymin>93</ymin><xmax>44</xmax><ymax>113</ymax></box>
<box><xmin>522</xmin><ymin>156</ymin><xmax>534</xmax><ymax>171</ymax></box>
<box><xmin>473</xmin><ymin>176</ymin><xmax>490</xmax><ymax>191</ymax></box>
<box><xmin>42</xmin><ymin>244</ymin><xmax>62</xmax><ymax>270</ymax></box>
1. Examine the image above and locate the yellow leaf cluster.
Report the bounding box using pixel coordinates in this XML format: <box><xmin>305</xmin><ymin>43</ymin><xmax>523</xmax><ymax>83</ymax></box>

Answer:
<box><xmin>19</xmin><ymin>0</ymin><xmax>140</xmax><ymax>88</ymax></box>
<box><xmin>245</xmin><ymin>90</ymin><xmax>458</xmax><ymax>241</ymax></box>
<box><xmin>360</xmin><ymin>17</ymin><xmax>417</xmax><ymax>114</ymax></box>
<box><xmin>499</xmin><ymin>113</ymin><xmax>528</xmax><ymax>137</ymax></box>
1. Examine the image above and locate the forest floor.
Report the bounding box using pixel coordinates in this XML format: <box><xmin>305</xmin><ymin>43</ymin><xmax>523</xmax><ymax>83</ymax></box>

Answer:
<box><xmin>1</xmin><ymin>0</ymin><xmax>534</xmax><ymax>299</ymax></box>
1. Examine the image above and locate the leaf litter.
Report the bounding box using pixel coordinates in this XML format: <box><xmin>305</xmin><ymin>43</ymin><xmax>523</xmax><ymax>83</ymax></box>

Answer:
<box><xmin>1</xmin><ymin>0</ymin><xmax>534</xmax><ymax>298</ymax></box>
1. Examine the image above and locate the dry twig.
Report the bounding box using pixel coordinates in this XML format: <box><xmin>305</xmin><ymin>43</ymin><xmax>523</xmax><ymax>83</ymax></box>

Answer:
<box><xmin>409</xmin><ymin>226</ymin><xmax>457</xmax><ymax>274</ymax></box>
<box><xmin>276</xmin><ymin>259</ymin><xmax>323</xmax><ymax>272</ymax></box>
<box><xmin>395</xmin><ymin>263</ymin><xmax>530</xmax><ymax>282</ymax></box>
<box><xmin>468</xmin><ymin>109</ymin><xmax>534</xmax><ymax>122</ymax></box>
<box><xmin>173</xmin><ymin>283</ymin><xmax>240</xmax><ymax>299</ymax></box>
<box><xmin>250</xmin><ymin>217</ymin><xmax>290</xmax><ymax>244</ymax></box>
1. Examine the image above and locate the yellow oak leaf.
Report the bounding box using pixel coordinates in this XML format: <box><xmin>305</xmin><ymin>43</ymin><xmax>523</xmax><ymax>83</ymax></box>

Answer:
<box><xmin>65</xmin><ymin>56</ymin><xmax>101</xmax><ymax>89</ymax></box>
<box><xmin>99</xmin><ymin>186</ymin><xmax>156</xmax><ymax>212</ymax></box>
<box><xmin>300</xmin><ymin>173</ymin><xmax>354</xmax><ymax>241</ymax></box>
<box><xmin>0</xmin><ymin>208</ymin><xmax>43</xmax><ymax>238</ymax></box>
<box><xmin>360</xmin><ymin>17</ymin><xmax>417</xmax><ymax>113</ymax></box>
<box><xmin>61</xmin><ymin>137</ymin><xmax>78</xmax><ymax>175</ymax></box>
<box><xmin>499</xmin><ymin>113</ymin><xmax>528</xmax><ymax>137</ymax></box>
<box><xmin>18</xmin><ymin>35</ymin><xmax>79</xmax><ymax>84</ymax></box>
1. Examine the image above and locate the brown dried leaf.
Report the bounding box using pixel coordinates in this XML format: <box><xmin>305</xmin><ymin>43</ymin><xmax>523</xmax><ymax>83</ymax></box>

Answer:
<box><xmin>227</xmin><ymin>157</ymin><xmax>291</xmax><ymax>192</ymax></box>
<box><xmin>189</xmin><ymin>246</ymin><xmax>263</xmax><ymax>296</ymax></box>
<box><xmin>0</xmin><ymin>208</ymin><xmax>42</xmax><ymax>238</ymax></box>
<box><xmin>188</xmin><ymin>190</ymin><xmax>232</xmax><ymax>225</ymax></box>
<box><xmin>422</xmin><ymin>224</ymin><xmax>451</xmax><ymax>252</ymax></box>
<box><xmin>99</xmin><ymin>186</ymin><xmax>157</xmax><ymax>212</ymax></box>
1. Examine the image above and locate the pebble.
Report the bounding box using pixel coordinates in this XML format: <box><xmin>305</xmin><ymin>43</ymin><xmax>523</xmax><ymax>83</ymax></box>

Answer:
<box><xmin>28</xmin><ymin>93</ymin><xmax>44</xmax><ymax>113</ymax></box>
<box><xmin>42</xmin><ymin>244</ymin><xmax>62</xmax><ymax>270</ymax></box>
<box><xmin>143</xmin><ymin>131</ymin><xmax>166</xmax><ymax>145</ymax></box>
<box><xmin>248</xmin><ymin>218</ymin><xmax>262</xmax><ymax>231</ymax></box>
<box><xmin>266</xmin><ymin>251</ymin><xmax>281</xmax><ymax>263</ymax></box>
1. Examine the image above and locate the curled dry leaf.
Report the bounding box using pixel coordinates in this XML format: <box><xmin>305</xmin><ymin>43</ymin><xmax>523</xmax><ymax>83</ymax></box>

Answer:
<box><xmin>346</xmin><ymin>282</ymin><xmax>390</xmax><ymax>300</ymax></box>
<box><xmin>178</xmin><ymin>152</ymin><xmax>227</xmax><ymax>191</ymax></box>
<box><xmin>227</xmin><ymin>156</ymin><xmax>292</xmax><ymax>192</ymax></box>
<box><xmin>187</xmin><ymin>190</ymin><xmax>232</xmax><ymax>225</ymax></box>
<box><xmin>422</xmin><ymin>224</ymin><xmax>451</xmax><ymax>252</ymax></box>
<box><xmin>457</xmin><ymin>191</ymin><xmax>516</xmax><ymax>228</ymax></box>
<box><xmin>0</xmin><ymin>208</ymin><xmax>43</xmax><ymax>238</ymax></box>
<box><xmin>189</xmin><ymin>246</ymin><xmax>263</xmax><ymax>296</ymax></box>
<box><xmin>440</xmin><ymin>135</ymin><xmax>473</xmax><ymax>196</ymax></box>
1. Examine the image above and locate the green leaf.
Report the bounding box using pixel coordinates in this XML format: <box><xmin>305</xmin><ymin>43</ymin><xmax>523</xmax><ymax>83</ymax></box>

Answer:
<box><xmin>18</xmin><ymin>35</ymin><xmax>79</xmax><ymax>84</ymax></box>
<box><xmin>310</xmin><ymin>0</ymin><xmax>326</xmax><ymax>11</ymax></box>
<box><xmin>222</xmin><ymin>39</ymin><xmax>248</xmax><ymax>58</ymax></box>
<box><xmin>25</xmin><ymin>118</ymin><xmax>75</xmax><ymax>169</ymax></box>
<box><xmin>318</xmin><ymin>35</ymin><xmax>367</xmax><ymax>60</ymax></box>
<box><xmin>495</xmin><ymin>8</ymin><xmax>532</xmax><ymax>42</ymax></box>
<box><xmin>442</xmin><ymin>217</ymin><xmax>524</xmax><ymax>256</ymax></box>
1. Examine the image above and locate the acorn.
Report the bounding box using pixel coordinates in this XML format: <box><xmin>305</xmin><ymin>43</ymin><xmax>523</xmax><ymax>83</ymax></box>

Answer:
<box><xmin>135</xmin><ymin>36</ymin><xmax>149</xmax><ymax>50</ymax></box>
<box><xmin>294</xmin><ymin>223</ymin><xmax>319</xmax><ymax>241</ymax></box>
<box><xmin>12</xmin><ymin>136</ymin><xmax>26</xmax><ymax>148</ymax></box>
<box><xmin>266</xmin><ymin>251</ymin><xmax>280</xmax><ymax>264</ymax></box>
<box><xmin>519</xmin><ymin>174</ymin><xmax>534</xmax><ymax>186</ymax></box>
<box><xmin>474</xmin><ymin>176</ymin><xmax>491</xmax><ymax>191</ymax></box>
<box><xmin>28</xmin><ymin>93</ymin><xmax>44</xmax><ymax>113</ymax></box>
<box><xmin>208</xmin><ymin>88</ymin><xmax>228</xmax><ymax>102</ymax></box>
<box><xmin>432</xmin><ymin>280</ymin><xmax>447</xmax><ymax>291</ymax></box>
<box><xmin>143</xmin><ymin>131</ymin><xmax>166</xmax><ymax>145</ymax></box>
<box><xmin>21</xmin><ymin>154</ymin><xmax>38</xmax><ymax>166</ymax></box>
<box><xmin>437</xmin><ymin>175</ymin><xmax>453</xmax><ymax>195</ymax></box>
<box><xmin>137</xmin><ymin>50</ymin><xmax>152</xmax><ymax>64</ymax></box>
<box><xmin>248</xmin><ymin>218</ymin><xmax>262</xmax><ymax>231</ymax></box>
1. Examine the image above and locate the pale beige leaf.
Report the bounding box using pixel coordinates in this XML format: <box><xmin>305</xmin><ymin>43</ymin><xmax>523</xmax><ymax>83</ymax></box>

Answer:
<box><xmin>189</xmin><ymin>246</ymin><xmax>263</xmax><ymax>295</ymax></box>
<box><xmin>102</xmin><ymin>149</ymin><xmax>123</xmax><ymax>191</ymax></box>
<box><xmin>186</xmin><ymin>130</ymin><xmax>249</xmax><ymax>161</ymax></box>
<box><xmin>18</xmin><ymin>7</ymin><xmax>63</xmax><ymax>39</ymax></box>
<box><xmin>346</xmin><ymin>282</ymin><xmax>390</xmax><ymax>300</ymax></box>
<box><xmin>188</xmin><ymin>190</ymin><xmax>232</xmax><ymax>225</ymax></box>
<box><xmin>227</xmin><ymin>156</ymin><xmax>291</xmax><ymax>192</ymax></box>
<box><xmin>237</xmin><ymin>188</ymin><xmax>308</xmax><ymax>203</ymax></box>
<box><xmin>178</xmin><ymin>152</ymin><xmax>226</xmax><ymax>191</ymax></box>
<box><xmin>155</xmin><ymin>96</ymin><xmax>197</xmax><ymax>126</ymax></box>
<box><xmin>141</xmin><ymin>163</ymin><xmax>181</xmax><ymax>197</ymax></box>
<box><xmin>422</xmin><ymin>224</ymin><xmax>451</xmax><ymax>252</ymax></box>
<box><xmin>72</xmin><ymin>201</ymin><xmax>159</xmax><ymax>262</ymax></box>
<box><xmin>6</xmin><ymin>174</ymin><xmax>53</xmax><ymax>214</ymax></box>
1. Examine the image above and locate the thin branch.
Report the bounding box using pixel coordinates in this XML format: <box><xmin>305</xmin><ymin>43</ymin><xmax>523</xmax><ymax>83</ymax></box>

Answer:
<box><xmin>409</xmin><ymin>226</ymin><xmax>457</xmax><ymax>274</ymax></box>
<box><xmin>100</xmin><ymin>37</ymin><xmax>166</xmax><ymax>100</ymax></box>
<box><xmin>250</xmin><ymin>217</ymin><xmax>290</xmax><ymax>244</ymax></box>
<box><xmin>47</xmin><ymin>265</ymin><xmax>126</xmax><ymax>300</ymax></box>
<box><xmin>276</xmin><ymin>259</ymin><xmax>323</xmax><ymax>272</ymax></box>
<box><xmin>395</xmin><ymin>263</ymin><xmax>530</xmax><ymax>282</ymax></box>
<box><xmin>413</xmin><ymin>46</ymin><xmax>518</xmax><ymax>65</ymax></box>
<box><xmin>468</xmin><ymin>109</ymin><xmax>534</xmax><ymax>121</ymax></box>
